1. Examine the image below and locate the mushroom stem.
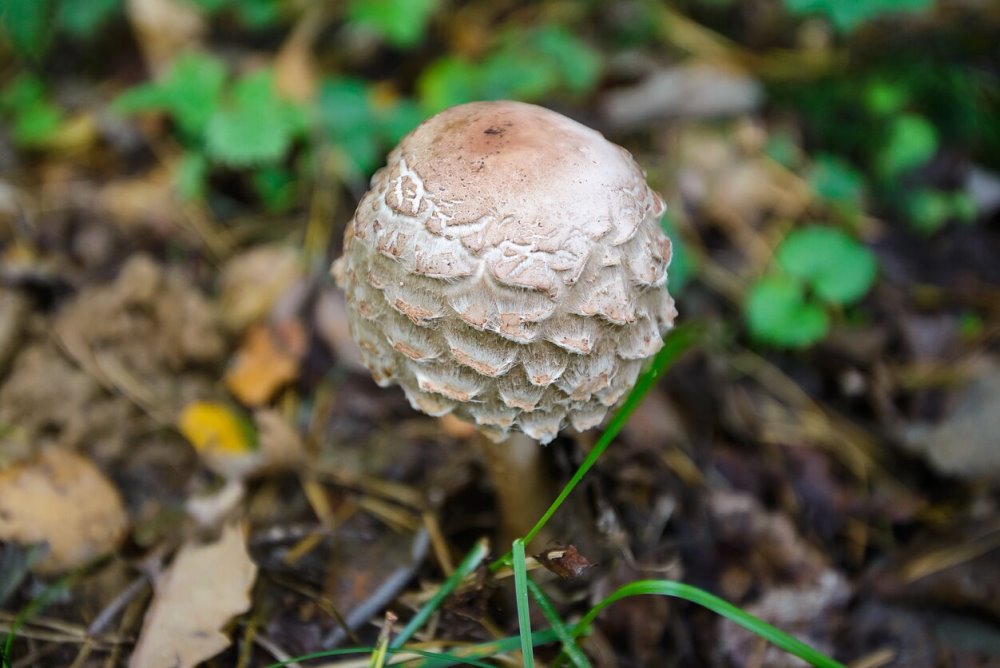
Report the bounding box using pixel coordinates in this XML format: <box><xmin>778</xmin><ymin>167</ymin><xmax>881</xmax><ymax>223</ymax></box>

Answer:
<box><xmin>479</xmin><ymin>431</ymin><xmax>553</xmax><ymax>550</ymax></box>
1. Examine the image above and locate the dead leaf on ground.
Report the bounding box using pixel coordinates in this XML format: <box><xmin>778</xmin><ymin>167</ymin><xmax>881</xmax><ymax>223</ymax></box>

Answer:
<box><xmin>0</xmin><ymin>448</ymin><xmax>129</xmax><ymax>574</ymax></box>
<box><xmin>218</xmin><ymin>245</ymin><xmax>304</xmax><ymax>332</ymax></box>
<box><xmin>126</xmin><ymin>0</ymin><xmax>205</xmax><ymax>75</ymax></box>
<box><xmin>225</xmin><ymin>319</ymin><xmax>307</xmax><ymax>406</ymax></box>
<box><xmin>901</xmin><ymin>360</ymin><xmax>1000</xmax><ymax>481</ymax></box>
<box><xmin>130</xmin><ymin>522</ymin><xmax>257</xmax><ymax>668</ymax></box>
<box><xmin>179</xmin><ymin>401</ymin><xmax>259</xmax><ymax>480</ymax></box>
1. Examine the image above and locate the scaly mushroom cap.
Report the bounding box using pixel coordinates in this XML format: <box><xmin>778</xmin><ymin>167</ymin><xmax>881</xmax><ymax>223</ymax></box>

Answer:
<box><xmin>333</xmin><ymin>101</ymin><xmax>676</xmax><ymax>443</ymax></box>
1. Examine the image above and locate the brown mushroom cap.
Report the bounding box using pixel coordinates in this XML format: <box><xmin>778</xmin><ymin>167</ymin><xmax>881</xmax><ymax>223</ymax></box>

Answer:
<box><xmin>334</xmin><ymin>100</ymin><xmax>676</xmax><ymax>443</ymax></box>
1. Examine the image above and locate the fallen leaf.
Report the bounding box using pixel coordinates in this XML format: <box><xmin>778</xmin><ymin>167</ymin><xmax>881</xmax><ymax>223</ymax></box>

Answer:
<box><xmin>254</xmin><ymin>408</ymin><xmax>306</xmax><ymax>472</ymax></box>
<box><xmin>130</xmin><ymin>522</ymin><xmax>257</xmax><ymax>668</ymax></box>
<box><xmin>126</xmin><ymin>0</ymin><xmax>205</xmax><ymax>76</ymax></box>
<box><xmin>179</xmin><ymin>401</ymin><xmax>261</xmax><ymax>480</ymax></box>
<box><xmin>535</xmin><ymin>545</ymin><xmax>595</xmax><ymax>579</ymax></box>
<box><xmin>218</xmin><ymin>245</ymin><xmax>304</xmax><ymax>332</ymax></box>
<box><xmin>0</xmin><ymin>448</ymin><xmax>129</xmax><ymax>574</ymax></box>
<box><xmin>225</xmin><ymin>320</ymin><xmax>307</xmax><ymax>406</ymax></box>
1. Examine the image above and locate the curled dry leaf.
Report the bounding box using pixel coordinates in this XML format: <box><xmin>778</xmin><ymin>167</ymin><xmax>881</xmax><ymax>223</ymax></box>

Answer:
<box><xmin>130</xmin><ymin>522</ymin><xmax>257</xmax><ymax>668</ymax></box>
<box><xmin>0</xmin><ymin>448</ymin><xmax>129</xmax><ymax>574</ymax></box>
<box><xmin>535</xmin><ymin>545</ymin><xmax>595</xmax><ymax>579</ymax></box>
<box><xmin>225</xmin><ymin>319</ymin><xmax>307</xmax><ymax>406</ymax></box>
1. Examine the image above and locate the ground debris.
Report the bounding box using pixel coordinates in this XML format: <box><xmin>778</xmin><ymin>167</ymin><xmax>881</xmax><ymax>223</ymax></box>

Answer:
<box><xmin>0</xmin><ymin>448</ymin><xmax>129</xmax><ymax>574</ymax></box>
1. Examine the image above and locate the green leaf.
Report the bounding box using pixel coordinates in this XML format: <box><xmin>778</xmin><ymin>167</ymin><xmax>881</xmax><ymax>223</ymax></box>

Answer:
<box><xmin>809</xmin><ymin>154</ymin><xmax>865</xmax><ymax>206</ymax></box>
<box><xmin>115</xmin><ymin>51</ymin><xmax>227</xmax><ymax>139</ymax></box>
<box><xmin>253</xmin><ymin>165</ymin><xmax>296</xmax><ymax>212</ymax></box>
<box><xmin>864</xmin><ymin>80</ymin><xmax>908</xmax><ymax>117</ymax></box>
<box><xmin>347</xmin><ymin>0</ymin><xmax>438</xmax><ymax>48</ymax></box>
<box><xmin>746</xmin><ymin>275</ymin><xmax>829</xmax><ymax>348</ymax></box>
<box><xmin>233</xmin><ymin>0</ymin><xmax>279</xmax><ymax>28</ymax></box>
<box><xmin>0</xmin><ymin>75</ymin><xmax>64</xmax><ymax>147</ymax></box>
<box><xmin>479</xmin><ymin>48</ymin><xmax>557</xmax><ymax>101</ymax></box>
<box><xmin>318</xmin><ymin>78</ymin><xmax>380</xmax><ymax>174</ymax></box>
<box><xmin>418</xmin><ymin>56</ymin><xmax>480</xmax><ymax>114</ymax></box>
<box><xmin>877</xmin><ymin>113</ymin><xmax>938</xmax><ymax>178</ymax></box>
<box><xmin>776</xmin><ymin>226</ymin><xmax>877</xmax><ymax>305</ymax></box>
<box><xmin>205</xmin><ymin>70</ymin><xmax>299</xmax><ymax>166</ymax></box>
<box><xmin>905</xmin><ymin>188</ymin><xmax>977</xmax><ymax>234</ymax></box>
<box><xmin>529</xmin><ymin>26</ymin><xmax>601</xmax><ymax>95</ymax></box>
<box><xmin>57</xmin><ymin>0</ymin><xmax>120</xmax><ymax>40</ymax></box>
<box><xmin>174</xmin><ymin>151</ymin><xmax>209</xmax><ymax>200</ymax></box>
<box><xmin>0</xmin><ymin>0</ymin><xmax>54</xmax><ymax>58</ymax></box>
<box><xmin>784</xmin><ymin>0</ymin><xmax>933</xmax><ymax>32</ymax></box>
<box><xmin>11</xmin><ymin>98</ymin><xmax>63</xmax><ymax>146</ymax></box>
<box><xmin>0</xmin><ymin>74</ymin><xmax>46</xmax><ymax>113</ymax></box>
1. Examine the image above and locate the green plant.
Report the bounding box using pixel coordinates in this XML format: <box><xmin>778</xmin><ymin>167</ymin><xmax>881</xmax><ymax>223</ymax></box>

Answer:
<box><xmin>418</xmin><ymin>25</ymin><xmax>601</xmax><ymax>114</ymax></box>
<box><xmin>0</xmin><ymin>0</ymin><xmax>122</xmax><ymax>58</ymax></box>
<box><xmin>784</xmin><ymin>0</ymin><xmax>933</xmax><ymax>32</ymax></box>
<box><xmin>746</xmin><ymin>226</ymin><xmax>877</xmax><ymax>348</ymax></box>
<box><xmin>263</xmin><ymin>326</ymin><xmax>845</xmax><ymax>668</ymax></box>
<box><xmin>115</xmin><ymin>51</ymin><xmax>308</xmax><ymax>204</ymax></box>
<box><xmin>317</xmin><ymin>78</ymin><xmax>423</xmax><ymax>178</ymax></box>
<box><xmin>346</xmin><ymin>0</ymin><xmax>439</xmax><ymax>49</ymax></box>
<box><xmin>0</xmin><ymin>75</ymin><xmax>66</xmax><ymax>148</ymax></box>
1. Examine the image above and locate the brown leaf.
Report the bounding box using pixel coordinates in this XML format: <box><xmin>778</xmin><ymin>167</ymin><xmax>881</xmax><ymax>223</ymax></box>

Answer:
<box><xmin>225</xmin><ymin>320</ymin><xmax>307</xmax><ymax>406</ymax></box>
<box><xmin>535</xmin><ymin>545</ymin><xmax>594</xmax><ymax>579</ymax></box>
<box><xmin>130</xmin><ymin>522</ymin><xmax>258</xmax><ymax>668</ymax></box>
<box><xmin>126</xmin><ymin>0</ymin><xmax>205</xmax><ymax>76</ymax></box>
<box><xmin>0</xmin><ymin>448</ymin><xmax>129</xmax><ymax>574</ymax></box>
<box><xmin>218</xmin><ymin>245</ymin><xmax>304</xmax><ymax>333</ymax></box>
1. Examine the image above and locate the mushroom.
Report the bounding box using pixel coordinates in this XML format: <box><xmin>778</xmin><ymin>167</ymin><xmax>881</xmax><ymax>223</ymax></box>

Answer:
<box><xmin>333</xmin><ymin>100</ymin><xmax>676</xmax><ymax>543</ymax></box>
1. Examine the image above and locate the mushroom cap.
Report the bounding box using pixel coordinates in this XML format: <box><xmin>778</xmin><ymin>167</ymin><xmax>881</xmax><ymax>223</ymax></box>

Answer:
<box><xmin>333</xmin><ymin>100</ymin><xmax>676</xmax><ymax>443</ymax></box>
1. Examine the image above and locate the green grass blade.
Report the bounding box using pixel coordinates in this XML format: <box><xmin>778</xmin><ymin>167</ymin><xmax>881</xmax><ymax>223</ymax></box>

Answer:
<box><xmin>512</xmin><ymin>540</ymin><xmax>535</xmax><ymax>668</ymax></box>
<box><xmin>525</xmin><ymin>579</ymin><xmax>590</xmax><ymax>668</ymax></box>
<box><xmin>574</xmin><ymin>580</ymin><xmax>846</xmax><ymax>668</ymax></box>
<box><xmin>490</xmin><ymin>323</ymin><xmax>700</xmax><ymax>570</ymax></box>
<box><xmin>390</xmin><ymin>538</ymin><xmax>490</xmax><ymax>649</ymax></box>
<box><xmin>2</xmin><ymin>564</ymin><xmax>79</xmax><ymax>661</ymax></box>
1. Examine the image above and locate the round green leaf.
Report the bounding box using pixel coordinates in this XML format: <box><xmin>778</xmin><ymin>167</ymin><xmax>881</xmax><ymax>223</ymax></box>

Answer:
<box><xmin>877</xmin><ymin>113</ymin><xmax>938</xmax><ymax>178</ymax></box>
<box><xmin>776</xmin><ymin>226</ymin><xmax>877</xmax><ymax>305</ymax></box>
<box><xmin>746</xmin><ymin>276</ymin><xmax>829</xmax><ymax>348</ymax></box>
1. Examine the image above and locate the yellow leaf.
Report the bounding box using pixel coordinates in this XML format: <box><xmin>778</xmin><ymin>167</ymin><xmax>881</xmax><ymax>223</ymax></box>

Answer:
<box><xmin>178</xmin><ymin>402</ymin><xmax>254</xmax><ymax>456</ymax></box>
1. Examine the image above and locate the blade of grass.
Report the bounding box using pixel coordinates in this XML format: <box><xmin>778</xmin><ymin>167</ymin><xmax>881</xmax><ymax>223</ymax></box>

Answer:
<box><xmin>370</xmin><ymin>611</ymin><xmax>395</xmax><ymax>668</ymax></box>
<box><xmin>490</xmin><ymin>323</ymin><xmax>700</xmax><ymax>571</ymax></box>
<box><xmin>2</xmin><ymin>563</ymin><xmax>81</xmax><ymax>661</ymax></box>
<box><xmin>574</xmin><ymin>580</ymin><xmax>846</xmax><ymax>668</ymax></box>
<box><xmin>512</xmin><ymin>540</ymin><xmax>535</xmax><ymax>668</ymax></box>
<box><xmin>390</xmin><ymin>538</ymin><xmax>489</xmax><ymax>649</ymax></box>
<box><xmin>525</xmin><ymin>579</ymin><xmax>590</xmax><ymax>668</ymax></box>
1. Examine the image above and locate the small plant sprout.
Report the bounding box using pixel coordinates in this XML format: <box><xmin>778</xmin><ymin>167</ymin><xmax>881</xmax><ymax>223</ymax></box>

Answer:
<box><xmin>333</xmin><ymin>100</ymin><xmax>676</xmax><ymax>543</ymax></box>
<box><xmin>746</xmin><ymin>225</ymin><xmax>877</xmax><ymax>348</ymax></box>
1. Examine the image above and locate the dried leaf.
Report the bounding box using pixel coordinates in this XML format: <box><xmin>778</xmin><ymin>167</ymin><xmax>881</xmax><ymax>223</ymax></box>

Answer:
<box><xmin>126</xmin><ymin>0</ymin><xmax>206</xmax><ymax>76</ymax></box>
<box><xmin>535</xmin><ymin>545</ymin><xmax>594</xmax><ymax>579</ymax></box>
<box><xmin>179</xmin><ymin>401</ymin><xmax>261</xmax><ymax>480</ymax></box>
<box><xmin>129</xmin><ymin>522</ymin><xmax>258</xmax><ymax>668</ymax></box>
<box><xmin>0</xmin><ymin>448</ymin><xmax>129</xmax><ymax>574</ymax></box>
<box><xmin>225</xmin><ymin>320</ymin><xmax>306</xmax><ymax>406</ymax></box>
<box><xmin>218</xmin><ymin>245</ymin><xmax>303</xmax><ymax>332</ymax></box>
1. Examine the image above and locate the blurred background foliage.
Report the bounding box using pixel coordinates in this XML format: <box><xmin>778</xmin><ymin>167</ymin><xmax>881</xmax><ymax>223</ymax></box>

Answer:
<box><xmin>1</xmin><ymin>0</ymin><xmax>998</xmax><ymax>348</ymax></box>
